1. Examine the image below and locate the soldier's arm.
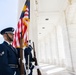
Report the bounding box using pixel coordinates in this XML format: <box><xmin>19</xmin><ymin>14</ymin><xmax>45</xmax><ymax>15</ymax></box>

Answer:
<box><xmin>0</xmin><ymin>44</ymin><xmax>14</xmax><ymax>75</ymax></box>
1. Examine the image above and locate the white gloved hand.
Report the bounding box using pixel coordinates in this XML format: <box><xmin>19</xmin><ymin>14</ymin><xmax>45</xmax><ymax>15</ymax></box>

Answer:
<box><xmin>26</xmin><ymin>69</ymin><xmax>30</xmax><ymax>74</ymax></box>
<box><xmin>14</xmin><ymin>71</ymin><xmax>16</xmax><ymax>75</ymax></box>
<box><xmin>34</xmin><ymin>66</ymin><xmax>40</xmax><ymax>69</ymax></box>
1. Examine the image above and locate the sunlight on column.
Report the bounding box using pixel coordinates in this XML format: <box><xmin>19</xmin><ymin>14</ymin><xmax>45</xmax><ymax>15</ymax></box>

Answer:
<box><xmin>41</xmin><ymin>65</ymin><xmax>55</xmax><ymax>70</ymax></box>
<box><xmin>56</xmin><ymin>25</ymin><xmax>66</xmax><ymax>66</ymax></box>
<box><xmin>46</xmin><ymin>67</ymin><xmax>66</xmax><ymax>74</ymax></box>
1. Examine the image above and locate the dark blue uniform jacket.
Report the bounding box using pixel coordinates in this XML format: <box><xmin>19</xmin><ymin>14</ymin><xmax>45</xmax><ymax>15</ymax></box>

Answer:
<box><xmin>24</xmin><ymin>46</ymin><xmax>33</xmax><ymax>67</ymax></box>
<box><xmin>0</xmin><ymin>41</ymin><xmax>20</xmax><ymax>75</ymax></box>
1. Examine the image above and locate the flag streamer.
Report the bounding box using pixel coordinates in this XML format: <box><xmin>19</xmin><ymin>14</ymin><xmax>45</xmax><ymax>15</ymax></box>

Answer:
<box><xmin>12</xmin><ymin>0</ymin><xmax>30</xmax><ymax>48</ymax></box>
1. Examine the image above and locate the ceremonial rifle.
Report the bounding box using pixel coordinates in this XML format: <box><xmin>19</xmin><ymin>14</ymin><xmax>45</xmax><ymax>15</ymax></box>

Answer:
<box><xmin>32</xmin><ymin>42</ymin><xmax>42</xmax><ymax>75</ymax></box>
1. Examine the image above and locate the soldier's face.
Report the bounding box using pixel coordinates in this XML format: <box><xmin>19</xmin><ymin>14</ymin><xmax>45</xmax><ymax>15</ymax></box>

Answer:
<box><xmin>3</xmin><ymin>33</ymin><xmax>14</xmax><ymax>42</ymax></box>
<box><xmin>7</xmin><ymin>33</ymin><xmax>14</xmax><ymax>41</ymax></box>
<box><xmin>8</xmin><ymin>33</ymin><xmax>14</xmax><ymax>38</ymax></box>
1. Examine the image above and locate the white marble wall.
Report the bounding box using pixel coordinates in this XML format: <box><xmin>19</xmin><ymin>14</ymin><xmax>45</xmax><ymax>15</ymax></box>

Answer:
<box><xmin>67</xmin><ymin>24</ymin><xmax>76</xmax><ymax>72</ymax></box>
<box><xmin>64</xmin><ymin>1</ymin><xmax>76</xmax><ymax>72</ymax></box>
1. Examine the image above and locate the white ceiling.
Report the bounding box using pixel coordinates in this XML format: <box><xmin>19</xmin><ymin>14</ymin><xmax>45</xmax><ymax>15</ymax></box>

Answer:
<box><xmin>38</xmin><ymin>0</ymin><xmax>68</xmax><ymax>12</ymax></box>
<box><xmin>36</xmin><ymin>0</ymin><xmax>76</xmax><ymax>39</ymax></box>
<box><xmin>37</xmin><ymin>0</ymin><xmax>68</xmax><ymax>39</ymax></box>
<box><xmin>37</xmin><ymin>12</ymin><xmax>60</xmax><ymax>38</ymax></box>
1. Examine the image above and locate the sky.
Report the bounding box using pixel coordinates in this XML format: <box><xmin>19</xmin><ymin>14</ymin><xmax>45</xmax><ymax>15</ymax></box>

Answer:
<box><xmin>0</xmin><ymin>0</ymin><xmax>18</xmax><ymax>43</ymax></box>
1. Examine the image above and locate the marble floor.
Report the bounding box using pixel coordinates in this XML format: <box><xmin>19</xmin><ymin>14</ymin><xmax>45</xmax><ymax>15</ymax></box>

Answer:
<box><xmin>33</xmin><ymin>63</ymin><xmax>71</xmax><ymax>75</ymax></box>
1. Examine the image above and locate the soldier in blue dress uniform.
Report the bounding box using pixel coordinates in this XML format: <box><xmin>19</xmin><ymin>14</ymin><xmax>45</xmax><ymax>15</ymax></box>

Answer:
<box><xmin>0</xmin><ymin>27</ymin><xmax>35</xmax><ymax>75</ymax></box>
<box><xmin>0</xmin><ymin>27</ymin><xmax>20</xmax><ymax>75</ymax></box>
<box><xmin>24</xmin><ymin>41</ymin><xmax>35</xmax><ymax>75</ymax></box>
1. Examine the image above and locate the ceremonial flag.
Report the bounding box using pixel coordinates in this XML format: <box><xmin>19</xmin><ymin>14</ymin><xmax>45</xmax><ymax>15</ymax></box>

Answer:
<box><xmin>12</xmin><ymin>0</ymin><xmax>30</xmax><ymax>48</ymax></box>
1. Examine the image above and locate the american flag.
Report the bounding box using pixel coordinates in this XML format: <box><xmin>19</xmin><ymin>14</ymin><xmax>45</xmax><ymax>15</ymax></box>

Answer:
<box><xmin>12</xmin><ymin>0</ymin><xmax>30</xmax><ymax>48</ymax></box>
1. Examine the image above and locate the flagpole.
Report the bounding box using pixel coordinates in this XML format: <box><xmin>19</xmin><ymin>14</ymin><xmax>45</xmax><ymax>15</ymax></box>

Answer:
<box><xmin>20</xmin><ymin>30</ymin><xmax>25</xmax><ymax>75</ymax></box>
<box><xmin>32</xmin><ymin>42</ymin><xmax>42</xmax><ymax>75</ymax></box>
<box><xmin>26</xmin><ymin>0</ymin><xmax>30</xmax><ymax>74</ymax></box>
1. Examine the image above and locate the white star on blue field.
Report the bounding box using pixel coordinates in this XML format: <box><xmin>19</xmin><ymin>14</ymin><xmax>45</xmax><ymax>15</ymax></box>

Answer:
<box><xmin>0</xmin><ymin>0</ymin><xmax>18</xmax><ymax>43</ymax></box>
